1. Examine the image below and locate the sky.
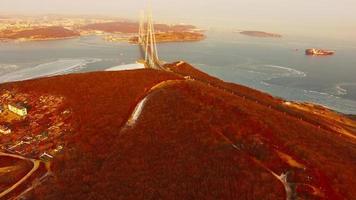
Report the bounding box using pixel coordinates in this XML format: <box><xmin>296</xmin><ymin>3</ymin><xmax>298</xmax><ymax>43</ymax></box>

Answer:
<box><xmin>1</xmin><ymin>0</ymin><xmax>356</xmax><ymax>39</ymax></box>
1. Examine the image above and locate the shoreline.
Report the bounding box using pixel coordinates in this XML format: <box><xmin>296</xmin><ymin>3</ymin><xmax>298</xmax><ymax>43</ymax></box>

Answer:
<box><xmin>0</xmin><ymin>35</ymin><xmax>80</xmax><ymax>42</ymax></box>
<box><xmin>0</xmin><ymin>34</ymin><xmax>205</xmax><ymax>44</ymax></box>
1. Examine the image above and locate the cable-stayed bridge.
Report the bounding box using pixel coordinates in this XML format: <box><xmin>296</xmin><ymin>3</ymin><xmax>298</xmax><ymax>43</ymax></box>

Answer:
<box><xmin>137</xmin><ymin>10</ymin><xmax>163</xmax><ymax>69</ymax></box>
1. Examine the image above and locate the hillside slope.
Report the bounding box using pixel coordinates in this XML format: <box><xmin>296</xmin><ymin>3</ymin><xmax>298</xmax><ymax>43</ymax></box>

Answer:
<box><xmin>0</xmin><ymin>63</ymin><xmax>355</xmax><ymax>200</ymax></box>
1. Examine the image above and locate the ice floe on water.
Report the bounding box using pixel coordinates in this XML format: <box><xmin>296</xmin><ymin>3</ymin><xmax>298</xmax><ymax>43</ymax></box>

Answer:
<box><xmin>245</xmin><ymin>66</ymin><xmax>356</xmax><ymax>114</ymax></box>
<box><xmin>0</xmin><ymin>58</ymin><xmax>144</xmax><ymax>84</ymax></box>
<box><xmin>0</xmin><ymin>58</ymin><xmax>101</xmax><ymax>83</ymax></box>
<box><xmin>245</xmin><ymin>64</ymin><xmax>306</xmax><ymax>78</ymax></box>
<box><xmin>329</xmin><ymin>85</ymin><xmax>348</xmax><ymax>96</ymax></box>
<box><xmin>320</xmin><ymin>82</ymin><xmax>356</xmax><ymax>100</ymax></box>
<box><xmin>0</xmin><ymin>64</ymin><xmax>19</xmax><ymax>74</ymax></box>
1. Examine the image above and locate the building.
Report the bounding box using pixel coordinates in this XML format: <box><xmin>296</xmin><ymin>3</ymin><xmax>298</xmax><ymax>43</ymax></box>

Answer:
<box><xmin>0</xmin><ymin>125</ymin><xmax>11</xmax><ymax>135</ymax></box>
<box><xmin>40</xmin><ymin>152</ymin><xmax>53</xmax><ymax>162</ymax></box>
<box><xmin>8</xmin><ymin>103</ymin><xmax>27</xmax><ymax>117</ymax></box>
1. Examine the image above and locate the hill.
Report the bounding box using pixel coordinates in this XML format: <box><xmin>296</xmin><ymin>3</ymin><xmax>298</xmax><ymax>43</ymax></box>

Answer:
<box><xmin>0</xmin><ymin>63</ymin><xmax>355</xmax><ymax>200</ymax></box>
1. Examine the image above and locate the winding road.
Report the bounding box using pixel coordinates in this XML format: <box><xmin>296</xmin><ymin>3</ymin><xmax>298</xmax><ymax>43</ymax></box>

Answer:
<box><xmin>0</xmin><ymin>152</ymin><xmax>46</xmax><ymax>199</ymax></box>
<box><xmin>123</xmin><ymin>79</ymin><xmax>189</xmax><ymax>128</ymax></box>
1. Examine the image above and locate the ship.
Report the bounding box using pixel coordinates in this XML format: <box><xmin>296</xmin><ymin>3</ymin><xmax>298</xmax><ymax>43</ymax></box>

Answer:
<box><xmin>305</xmin><ymin>48</ymin><xmax>335</xmax><ymax>56</ymax></box>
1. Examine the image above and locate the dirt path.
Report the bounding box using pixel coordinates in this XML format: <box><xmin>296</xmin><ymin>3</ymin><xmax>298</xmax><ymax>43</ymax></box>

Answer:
<box><xmin>123</xmin><ymin>79</ymin><xmax>188</xmax><ymax>128</ymax></box>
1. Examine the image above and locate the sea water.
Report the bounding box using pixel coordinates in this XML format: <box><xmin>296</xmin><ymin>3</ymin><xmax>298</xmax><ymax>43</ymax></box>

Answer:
<box><xmin>0</xmin><ymin>32</ymin><xmax>355</xmax><ymax>114</ymax></box>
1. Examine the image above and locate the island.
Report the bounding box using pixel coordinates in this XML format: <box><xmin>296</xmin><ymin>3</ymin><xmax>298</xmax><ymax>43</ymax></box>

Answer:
<box><xmin>0</xmin><ymin>62</ymin><xmax>355</xmax><ymax>200</ymax></box>
<box><xmin>239</xmin><ymin>30</ymin><xmax>282</xmax><ymax>38</ymax></box>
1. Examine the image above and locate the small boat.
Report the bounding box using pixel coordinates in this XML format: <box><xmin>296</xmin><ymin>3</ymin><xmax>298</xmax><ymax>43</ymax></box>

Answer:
<box><xmin>305</xmin><ymin>48</ymin><xmax>335</xmax><ymax>56</ymax></box>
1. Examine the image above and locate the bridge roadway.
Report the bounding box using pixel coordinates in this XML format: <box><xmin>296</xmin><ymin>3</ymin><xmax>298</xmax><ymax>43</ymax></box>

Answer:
<box><xmin>138</xmin><ymin>43</ymin><xmax>162</xmax><ymax>69</ymax></box>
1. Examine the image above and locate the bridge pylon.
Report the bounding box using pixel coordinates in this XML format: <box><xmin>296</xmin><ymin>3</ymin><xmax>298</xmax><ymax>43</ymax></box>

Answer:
<box><xmin>138</xmin><ymin>9</ymin><xmax>161</xmax><ymax>69</ymax></box>
<box><xmin>138</xmin><ymin>10</ymin><xmax>145</xmax><ymax>44</ymax></box>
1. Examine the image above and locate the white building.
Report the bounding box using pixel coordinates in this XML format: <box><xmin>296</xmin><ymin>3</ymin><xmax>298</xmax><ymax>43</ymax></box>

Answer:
<box><xmin>8</xmin><ymin>103</ymin><xmax>27</xmax><ymax>117</ymax></box>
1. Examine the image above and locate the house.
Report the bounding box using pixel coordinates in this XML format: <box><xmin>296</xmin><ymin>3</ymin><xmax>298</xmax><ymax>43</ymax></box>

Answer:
<box><xmin>8</xmin><ymin>103</ymin><xmax>28</xmax><ymax>117</ymax></box>
<box><xmin>39</xmin><ymin>152</ymin><xmax>53</xmax><ymax>162</ymax></box>
<box><xmin>0</xmin><ymin>125</ymin><xmax>11</xmax><ymax>135</ymax></box>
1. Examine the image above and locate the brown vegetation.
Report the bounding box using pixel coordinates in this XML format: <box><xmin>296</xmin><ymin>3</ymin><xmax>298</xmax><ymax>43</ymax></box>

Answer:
<box><xmin>0</xmin><ymin>64</ymin><xmax>355</xmax><ymax>199</ymax></box>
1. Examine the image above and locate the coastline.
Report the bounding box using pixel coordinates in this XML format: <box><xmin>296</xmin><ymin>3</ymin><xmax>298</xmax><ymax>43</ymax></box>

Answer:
<box><xmin>0</xmin><ymin>35</ymin><xmax>80</xmax><ymax>42</ymax></box>
<box><xmin>0</xmin><ymin>33</ymin><xmax>205</xmax><ymax>43</ymax></box>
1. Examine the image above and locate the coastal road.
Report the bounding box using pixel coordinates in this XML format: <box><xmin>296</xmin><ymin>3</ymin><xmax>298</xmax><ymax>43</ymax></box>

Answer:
<box><xmin>0</xmin><ymin>152</ymin><xmax>41</xmax><ymax>199</ymax></box>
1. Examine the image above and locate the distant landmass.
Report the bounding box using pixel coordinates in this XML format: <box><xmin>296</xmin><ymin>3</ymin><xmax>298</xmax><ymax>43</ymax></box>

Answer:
<box><xmin>82</xmin><ymin>21</ymin><xmax>205</xmax><ymax>43</ymax></box>
<box><xmin>81</xmin><ymin>21</ymin><xmax>198</xmax><ymax>34</ymax></box>
<box><xmin>239</xmin><ymin>31</ymin><xmax>282</xmax><ymax>38</ymax></box>
<box><xmin>0</xmin><ymin>26</ymin><xmax>80</xmax><ymax>41</ymax></box>
<box><xmin>0</xmin><ymin>17</ymin><xmax>205</xmax><ymax>43</ymax></box>
<box><xmin>0</xmin><ymin>62</ymin><xmax>355</xmax><ymax>199</ymax></box>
